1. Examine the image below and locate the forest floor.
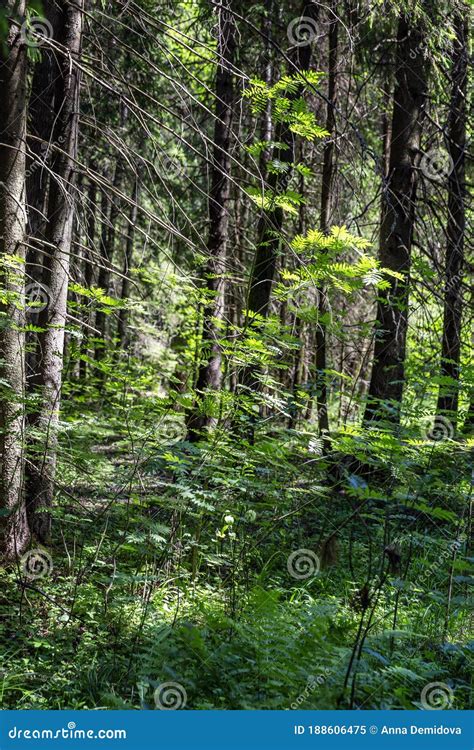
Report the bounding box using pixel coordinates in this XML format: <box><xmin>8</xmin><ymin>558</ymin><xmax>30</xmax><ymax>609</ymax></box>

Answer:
<box><xmin>1</xmin><ymin>379</ymin><xmax>473</xmax><ymax>710</ymax></box>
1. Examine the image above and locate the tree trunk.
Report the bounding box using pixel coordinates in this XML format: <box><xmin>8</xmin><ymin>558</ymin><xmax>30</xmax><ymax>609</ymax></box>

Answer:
<box><xmin>315</xmin><ymin>2</ymin><xmax>338</xmax><ymax>445</ymax></box>
<box><xmin>0</xmin><ymin>0</ymin><xmax>30</xmax><ymax>559</ymax></box>
<box><xmin>364</xmin><ymin>12</ymin><xmax>429</xmax><ymax>424</ymax></box>
<box><xmin>117</xmin><ymin>177</ymin><xmax>139</xmax><ymax>348</ymax></box>
<box><xmin>258</xmin><ymin>0</ymin><xmax>273</xmax><ymax>182</ymax></box>
<box><xmin>436</xmin><ymin>14</ymin><xmax>467</xmax><ymax>425</ymax></box>
<box><xmin>185</xmin><ymin>0</ymin><xmax>235</xmax><ymax>441</ymax></box>
<box><xmin>25</xmin><ymin>0</ymin><xmax>62</xmax><ymax>420</ymax></box>
<box><xmin>26</xmin><ymin>0</ymin><xmax>61</xmax><ymax>245</ymax></box>
<box><xmin>26</xmin><ymin>0</ymin><xmax>83</xmax><ymax>542</ymax></box>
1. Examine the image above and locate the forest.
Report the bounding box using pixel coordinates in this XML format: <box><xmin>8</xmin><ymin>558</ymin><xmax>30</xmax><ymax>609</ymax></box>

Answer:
<box><xmin>0</xmin><ymin>0</ymin><xmax>472</xmax><ymax>712</ymax></box>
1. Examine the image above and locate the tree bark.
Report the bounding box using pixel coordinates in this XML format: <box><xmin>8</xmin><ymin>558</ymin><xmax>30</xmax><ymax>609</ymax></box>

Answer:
<box><xmin>258</xmin><ymin>0</ymin><xmax>273</xmax><ymax>183</ymax></box>
<box><xmin>25</xmin><ymin>0</ymin><xmax>63</xmax><ymax>432</ymax></box>
<box><xmin>315</xmin><ymin>2</ymin><xmax>338</xmax><ymax>445</ymax></box>
<box><xmin>185</xmin><ymin>0</ymin><xmax>235</xmax><ymax>441</ymax></box>
<box><xmin>26</xmin><ymin>0</ymin><xmax>83</xmax><ymax>542</ymax></box>
<box><xmin>364</xmin><ymin>12</ymin><xmax>429</xmax><ymax>424</ymax></box>
<box><xmin>0</xmin><ymin>0</ymin><xmax>30</xmax><ymax>559</ymax></box>
<box><xmin>26</xmin><ymin>0</ymin><xmax>61</xmax><ymax>245</ymax></box>
<box><xmin>436</xmin><ymin>14</ymin><xmax>467</xmax><ymax>425</ymax></box>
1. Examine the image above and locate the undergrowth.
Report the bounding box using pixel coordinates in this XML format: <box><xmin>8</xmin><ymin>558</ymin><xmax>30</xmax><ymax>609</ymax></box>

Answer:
<box><xmin>1</xmin><ymin>382</ymin><xmax>472</xmax><ymax>710</ymax></box>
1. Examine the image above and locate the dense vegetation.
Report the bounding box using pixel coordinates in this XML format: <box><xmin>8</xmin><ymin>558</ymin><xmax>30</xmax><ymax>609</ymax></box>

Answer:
<box><xmin>0</xmin><ymin>0</ymin><xmax>472</xmax><ymax>711</ymax></box>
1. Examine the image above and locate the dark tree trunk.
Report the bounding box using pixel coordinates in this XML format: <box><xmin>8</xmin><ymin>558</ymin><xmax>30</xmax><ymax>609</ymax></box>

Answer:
<box><xmin>315</xmin><ymin>2</ymin><xmax>338</xmax><ymax>445</ymax></box>
<box><xmin>0</xmin><ymin>0</ymin><xmax>30</xmax><ymax>559</ymax></box>
<box><xmin>185</xmin><ymin>0</ymin><xmax>235</xmax><ymax>441</ymax></box>
<box><xmin>26</xmin><ymin>0</ymin><xmax>83</xmax><ymax>542</ymax></box>
<box><xmin>319</xmin><ymin>7</ymin><xmax>338</xmax><ymax>235</ymax></box>
<box><xmin>25</xmin><ymin>0</ymin><xmax>63</xmax><ymax>477</ymax></box>
<box><xmin>364</xmin><ymin>13</ymin><xmax>429</xmax><ymax>424</ymax></box>
<box><xmin>25</xmin><ymin>0</ymin><xmax>61</xmax><ymax>243</ymax></box>
<box><xmin>288</xmin><ymin>146</ymin><xmax>307</xmax><ymax>430</ymax></box>
<box><xmin>117</xmin><ymin>177</ymin><xmax>139</xmax><ymax>348</ymax></box>
<box><xmin>258</xmin><ymin>0</ymin><xmax>273</xmax><ymax>182</ymax></box>
<box><xmin>381</xmin><ymin>86</ymin><xmax>392</xmax><ymax>180</ymax></box>
<box><xmin>436</xmin><ymin>15</ymin><xmax>467</xmax><ymax>425</ymax></box>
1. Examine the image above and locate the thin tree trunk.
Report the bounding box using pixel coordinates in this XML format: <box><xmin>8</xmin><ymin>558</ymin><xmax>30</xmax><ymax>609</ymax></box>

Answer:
<box><xmin>117</xmin><ymin>177</ymin><xmax>139</xmax><ymax>348</ymax></box>
<box><xmin>259</xmin><ymin>0</ymin><xmax>273</xmax><ymax>182</ymax></box>
<box><xmin>0</xmin><ymin>0</ymin><xmax>30</xmax><ymax>559</ymax></box>
<box><xmin>25</xmin><ymin>0</ymin><xmax>63</xmax><ymax>471</ymax></box>
<box><xmin>436</xmin><ymin>15</ymin><xmax>467</xmax><ymax>425</ymax></box>
<box><xmin>364</xmin><ymin>12</ymin><xmax>429</xmax><ymax>424</ymax></box>
<box><xmin>316</xmin><ymin>2</ymin><xmax>338</xmax><ymax>445</ymax></box>
<box><xmin>288</xmin><ymin>145</ymin><xmax>307</xmax><ymax>429</ymax></box>
<box><xmin>26</xmin><ymin>0</ymin><xmax>83</xmax><ymax>542</ymax></box>
<box><xmin>380</xmin><ymin>44</ymin><xmax>393</xmax><ymax>182</ymax></box>
<box><xmin>185</xmin><ymin>0</ymin><xmax>235</xmax><ymax>441</ymax></box>
<box><xmin>26</xmin><ymin>0</ymin><xmax>61</xmax><ymax>255</ymax></box>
